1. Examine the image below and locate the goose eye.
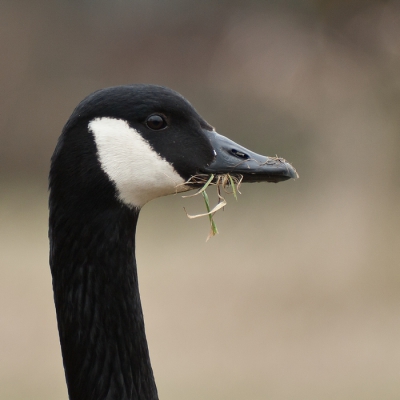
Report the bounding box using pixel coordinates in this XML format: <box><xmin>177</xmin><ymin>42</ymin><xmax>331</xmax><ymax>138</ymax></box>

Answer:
<box><xmin>146</xmin><ymin>114</ymin><xmax>167</xmax><ymax>130</ymax></box>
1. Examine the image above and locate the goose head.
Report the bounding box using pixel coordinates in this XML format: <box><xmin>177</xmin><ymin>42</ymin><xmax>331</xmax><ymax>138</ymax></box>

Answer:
<box><xmin>52</xmin><ymin>84</ymin><xmax>297</xmax><ymax>211</ymax></box>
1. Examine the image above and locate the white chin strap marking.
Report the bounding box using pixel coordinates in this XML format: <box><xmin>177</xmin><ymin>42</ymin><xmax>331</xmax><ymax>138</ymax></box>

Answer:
<box><xmin>89</xmin><ymin>117</ymin><xmax>187</xmax><ymax>208</ymax></box>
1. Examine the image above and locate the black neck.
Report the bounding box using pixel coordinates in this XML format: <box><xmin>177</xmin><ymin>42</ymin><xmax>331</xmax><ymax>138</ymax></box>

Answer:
<box><xmin>49</xmin><ymin>201</ymin><xmax>158</xmax><ymax>400</ymax></box>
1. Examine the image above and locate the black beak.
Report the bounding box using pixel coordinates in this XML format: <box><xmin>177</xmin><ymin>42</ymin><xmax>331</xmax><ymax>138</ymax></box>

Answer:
<box><xmin>202</xmin><ymin>130</ymin><xmax>298</xmax><ymax>183</ymax></box>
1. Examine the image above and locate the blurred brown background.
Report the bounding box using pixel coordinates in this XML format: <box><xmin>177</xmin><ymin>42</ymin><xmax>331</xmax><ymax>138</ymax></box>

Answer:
<box><xmin>1</xmin><ymin>0</ymin><xmax>400</xmax><ymax>399</ymax></box>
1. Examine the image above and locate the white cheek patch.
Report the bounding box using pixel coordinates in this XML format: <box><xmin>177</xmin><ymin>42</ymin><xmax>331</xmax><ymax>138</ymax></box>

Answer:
<box><xmin>89</xmin><ymin>117</ymin><xmax>187</xmax><ymax>208</ymax></box>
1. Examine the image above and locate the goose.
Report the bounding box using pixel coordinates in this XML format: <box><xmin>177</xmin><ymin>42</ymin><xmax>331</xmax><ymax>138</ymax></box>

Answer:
<box><xmin>49</xmin><ymin>84</ymin><xmax>297</xmax><ymax>400</ymax></box>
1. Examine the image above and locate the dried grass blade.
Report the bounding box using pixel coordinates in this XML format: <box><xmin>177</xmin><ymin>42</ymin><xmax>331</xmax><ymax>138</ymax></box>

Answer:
<box><xmin>183</xmin><ymin>197</ymin><xmax>226</xmax><ymax>219</ymax></box>
<box><xmin>202</xmin><ymin>191</ymin><xmax>218</xmax><ymax>240</ymax></box>
<box><xmin>182</xmin><ymin>174</ymin><xmax>214</xmax><ymax>198</ymax></box>
<box><xmin>228</xmin><ymin>174</ymin><xmax>238</xmax><ymax>200</ymax></box>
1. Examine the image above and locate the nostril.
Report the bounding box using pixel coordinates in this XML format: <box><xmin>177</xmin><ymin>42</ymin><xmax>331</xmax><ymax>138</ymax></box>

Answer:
<box><xmin>231</xmin><ymin>149</ymin><xmax>249</xmax><ymax>159</ymax></box>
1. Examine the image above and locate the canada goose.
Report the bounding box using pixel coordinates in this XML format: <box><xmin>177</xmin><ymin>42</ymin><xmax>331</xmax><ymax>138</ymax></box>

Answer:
<box><xmin>49</xmin><ymin>84</ymin><xmax>297</xmax><ymax>400</ymax></box>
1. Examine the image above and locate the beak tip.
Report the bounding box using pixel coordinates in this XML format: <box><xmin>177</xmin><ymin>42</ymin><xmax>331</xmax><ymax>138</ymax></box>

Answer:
<box><xmin>288</xmin><ymin>164</ymin><xmax>299</xmax><ymax>180</ymax></box>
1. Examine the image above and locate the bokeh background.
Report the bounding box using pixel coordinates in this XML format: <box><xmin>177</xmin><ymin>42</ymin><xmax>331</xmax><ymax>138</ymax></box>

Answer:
<box><xmin>1</xmin><ymin>0</ymin><xmax>400</xmax><ymax>399</ymax></box>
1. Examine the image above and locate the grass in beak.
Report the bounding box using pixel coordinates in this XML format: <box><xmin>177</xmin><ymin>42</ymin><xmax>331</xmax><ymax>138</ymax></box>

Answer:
<box><xmin>202</xmin><ymin>190</ymin><xmax>218</xmax><ymax>238</ymax></box>
<box><xmin>182</xmin><ymin>173</ymin><xmax>243</xmax><ymax>241</ymax></box>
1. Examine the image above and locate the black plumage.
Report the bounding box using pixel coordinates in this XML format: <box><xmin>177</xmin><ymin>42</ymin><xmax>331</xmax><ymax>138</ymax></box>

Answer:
<box><xmin>49</xmin><ymin>84</ymin><xmax>296</xmax><ymax>400</ymax></box>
